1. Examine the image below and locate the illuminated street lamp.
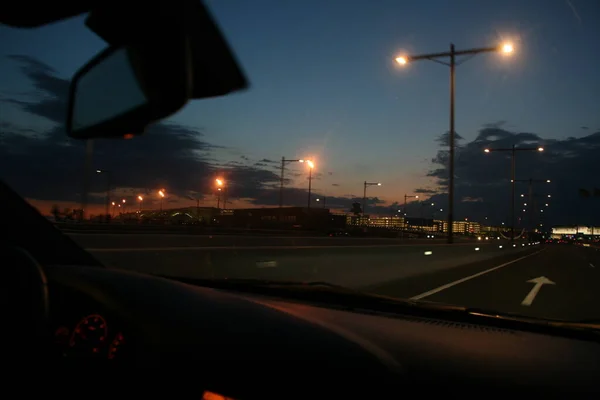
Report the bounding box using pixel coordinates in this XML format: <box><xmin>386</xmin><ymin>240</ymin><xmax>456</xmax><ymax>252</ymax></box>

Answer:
<box><xmin>395</xmin><ymin>41</ymin><xmax>514</xmax><ymax>244</ymax></box>
<box><xmin>484</xmin><ymin>145</ymin><xmax>544</xmax><ymax>241</ymax></box>
<box><xmin>306</xmin><ymin>160</ymin><xmax>315</xmax><ymax>208</ymax></box>
<box><xmin>279</xmin><ymin>157</ymin><xmax>305</xmax><ymax>207</ymax></box>
<box><xmin>215</xmin><ymin>178</ymin><xmax>226</xmax><ymax>209</ymax></box>
<box><xmin>515</xmin><ymin>178</ymin><xmax>552</xmax><ymax>231</ymax></box>
<box><xmin>95</xmin><ymin>169</ymin><xmax>112</xmax><ymax>221</ymax></box>
<box><xmin>158</xmin><ymin>189</ymin><xmax>165</xmax><ymax>211</ymax></box>
<box><xmin>403</xmin><ymin>194</ymin><xmax>419</xmax><ymax>215</ymax></box>
<box><xmin>363</xmin><ymin>181</ymin><xmax>382</xmax><ymax>217</ymax></box>
<box><xmin>138</xmin><ymin>195</ymin><xmax>143</xmax><ymax>211</ymax></box>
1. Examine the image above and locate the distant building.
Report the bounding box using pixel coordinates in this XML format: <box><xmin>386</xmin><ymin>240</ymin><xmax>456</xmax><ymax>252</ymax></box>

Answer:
<box><xmin>439</xmin><ymin>220</ymin><xmax>481</xmax><ymax>234</ymax></box>
<box><xmin>217</xmin><ymin>207</ymin><xmax>346</xmax><ymax>231</ymax></box>
<box><xmin>551</xmin><ymin>226</ymin><xmax>600</xmax><ymax>237</ymax></box>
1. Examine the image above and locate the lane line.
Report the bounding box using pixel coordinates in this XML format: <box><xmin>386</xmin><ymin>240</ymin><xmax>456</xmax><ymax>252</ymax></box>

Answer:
<box><xmin>591</xmin><ymin>263</ymin><xmax>595</xmax><ymax>268</ymax></box>
<box><xmin>410</xmin><ymin>249</ymin><xmax>544</xmax><ymax>301</ymax></box>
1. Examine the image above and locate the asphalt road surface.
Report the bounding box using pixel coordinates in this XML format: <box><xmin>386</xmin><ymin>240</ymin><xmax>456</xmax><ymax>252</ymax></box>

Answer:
<box><xmin>78</xmin><ymin>232</ymin><xmax>532</xmax><ymax>289</ymax></box>
<box><xmin>367</xmin><ymin>244</ymin><xmax>600</xmax><ymax>321</ymax></box>
<box><xmin>67</xmin><ymin>232</ymin><xmax>468</xmax><ymax>249</ymax></box>
<box><xmin>72</xmin><ymin>232</ymin><xmax>600</xmax><ymax>321</ymax></box>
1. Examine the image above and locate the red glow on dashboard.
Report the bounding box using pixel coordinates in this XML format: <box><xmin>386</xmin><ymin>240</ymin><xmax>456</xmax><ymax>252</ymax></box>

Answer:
<box><xmin>108</xmin><ymin>332</ymin><xmax>125</xmax><ymax>360</ymax></box>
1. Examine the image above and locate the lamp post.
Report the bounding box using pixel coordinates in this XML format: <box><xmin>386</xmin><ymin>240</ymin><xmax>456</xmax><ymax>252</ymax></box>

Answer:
<box><xmin>402</xmin><ymin>194</ymin><xmax>419</xmax><ymax>238</ymax></box>
<box><xmin>279</xmin><ymin>157</ymin><xmax>305</xmax><ymax>207</ymax></box>
<box><xmin>215</xmin><ymin>178</ymin><xmax>225</xmax><ymax>209</ymax></box>
<box><xmin>363</xmin><ymin>181</ymin><xmax>382</xmax><ymax>217</ymax></box>
<box><xmin>306</xmin><ymin>160</ymin><xmax>315</xmax><ymax>208</ymax></box>
<box><xmin>484</xmin><ymin>145</ymin><xmax>544</xmax><ymax>242</ymax></box>
<box><xmin>395</xmin><ymin>42</ymin><xmax>514</xmax><ymax>244</ymax></box>
<box><xmin>403</xmin><ymin>194</ymin><xmax>419</xmax><ymax>216</ymax></box>
<box><xmin>158</xmin><ymin>189</ymin><xmax>165</xmax><ymax>211</ymax></box>
<box><xmin>96</xmin><ymin>169</ymin><xmax>111</xmax><ymax>222</ymax></box>
<box><xmin>514</xmin><ymin>178</ymin><xmax>551</xmax><ymax>231</ymax></box>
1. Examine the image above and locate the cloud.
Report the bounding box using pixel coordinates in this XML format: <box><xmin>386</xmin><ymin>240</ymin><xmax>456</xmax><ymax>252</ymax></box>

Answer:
<box><xmin>461</xmin><ymin>197</ymin><xmax>484</xmax><ymax>203</ymax></box>
<box><xmin>414</xmin><ymin>188</ymin><xmax>438</xmax><ymax>194</ymax></box>
<box><xmin>0</xmin><ymin>55</ymin><xmax>314</xmax><ymax>209</ymax></box>
<box><xmin>422</xmin><ymin>125</ymin><xmax>600</xmax><ymax>226</ymax></box>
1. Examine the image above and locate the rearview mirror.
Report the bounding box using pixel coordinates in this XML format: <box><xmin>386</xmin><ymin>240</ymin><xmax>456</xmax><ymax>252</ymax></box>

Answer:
<box><xmin>66</xmin><ymin>40</ymin><xmax>192</xmax><ymax>139</ymax></box>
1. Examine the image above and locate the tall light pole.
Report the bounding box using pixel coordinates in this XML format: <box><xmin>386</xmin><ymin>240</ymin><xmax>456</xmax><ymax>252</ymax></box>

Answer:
<box><xmin>363</xmin><ymin>181</ymin><xmax>382</xmax><ymax>217</ymax></box>
<box><xmin>306</xmin><ymin>160</ymin><xmax>315</xmax><ymax>208</ymax></box>
<box><xmin>395</xmin><ymin>42</ymin><xmax>514</xmax><ymax>244</ymax></box>
<box><xmin>158</xmin><ymin>189</ymin><xmax>165</xmax><ymax>212</ymax></box>
<box><xmin>403</xmin><ymin>194</ymin><xmax>419</xmax><ymax>215</ymax></box>
<box><xmin>484</xmin><ymin>145</ymin><xmax>544</xmax><ymax>242</ymax></box>
<box><xmin>216</xmin><ymin>178</ymin><xmax>225</xmax><ymax>209</ymax></box>
<box><xmin>279</xmin><ymin>157</ymin><xmax>305</xmax><ymax>207</ymax></box>
<box><xmin>138</xmin><ymin>195</ymin><xmax>143</xmax><ymax>212</ymax></box>
<box><xmin>403</xmin><ymin>194</ymin><xmax>419</xmax><ymax>235</ymax></box>
<box><xmin>82</xmin><ymin>139</ymin><xmax>94</xmax><ymax>221</ymax></box>
<box><xmin>96</xmin><ymin>169</ymin><xmax>111</xmax><ymax>222</ymax></box>
<box><xmin>515</xmin><ymin>178</ymin><xmax>551</xmax><ymax>231</ymax></box>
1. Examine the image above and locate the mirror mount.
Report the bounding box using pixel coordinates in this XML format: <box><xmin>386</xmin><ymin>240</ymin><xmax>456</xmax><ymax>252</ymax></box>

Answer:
<box><xmin>66</xmin><ymin>35</ymin><xmax>193</xmax><ymax>140</ymax></box>
<box><xmin>85</xmin><ymin>0</ymin><xmax>248</xmax><ymax>99</ymax></box>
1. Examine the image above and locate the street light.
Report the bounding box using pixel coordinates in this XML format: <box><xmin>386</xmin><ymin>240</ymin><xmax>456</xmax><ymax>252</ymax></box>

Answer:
<box><xmin>363</xmin><ymin>181</ymin><xmax>382</xmax><ymax>217</ymax></box>
<box><xmin>403</xmin><ymin>194</ymin><xmax>419</xmax><ymax>215</ymax></box>
<box><xmin>484</xmin><ymin>145</ymin><xmax>544</xmax><ymax>242</ymax></box>
<box><xmin>402</xmin><ymin>194</ymin><xmax>419</xmax><ymax>236</ymax></box>
<box><xmin>158</xmin><ymin>189</ymin><xmax>165</xmax><ymax>211</ymax></box>
<box><xmin>395</xmin><ymin>41</ymin><xmax>514</xmax><ymax>244</ymax></box>
<box><xmin>138</xmin><ymin>195</ymin><xmax>143</xmax><ymax>212</ymax></box>
<box><xmin>95</xmin><ymin>169</ymin><xmax>111</xmax><ymax>221</ymax></box>
<box><xmin>306</xmin><ymin>160</ymin><xmax>315</xmax><ymax>208</ymax></box>
<box><xmin>216</xmin><ymin>178</ymin><xmax>226</xmax><ymax>209</ymax></box>
<box><xmin>279</xmin><ymin>157</ymin><xmax>305</xmax><ymax>207</ymax></box>
<box><xmin>515</xmin><ymin>178</ymin><xmax>552</xmax><ymax>231</ymax></box>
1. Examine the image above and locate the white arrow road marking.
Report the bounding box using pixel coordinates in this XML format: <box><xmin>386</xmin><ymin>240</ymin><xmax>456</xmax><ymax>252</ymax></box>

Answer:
<box><xmin>410</xmin><ymin>250</ymin><xmax>543</xmax><ymax>301</ymax></box>
<box><xmin>521</xmin><ymin>276</ymin><xmax>555</xmax><ymax>306</ymax></box>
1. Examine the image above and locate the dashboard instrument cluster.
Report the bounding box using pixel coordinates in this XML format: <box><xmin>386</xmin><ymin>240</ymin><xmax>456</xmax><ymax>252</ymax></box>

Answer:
<box><xmin>54</xmin><ymin>313</ymin><xmax>126</xmax><ymax>360</ymax></box>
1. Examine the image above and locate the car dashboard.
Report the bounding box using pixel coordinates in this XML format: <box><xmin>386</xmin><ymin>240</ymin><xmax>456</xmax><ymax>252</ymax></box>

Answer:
<box><xmin>49</xmin><ymin>283</ymin><xmax>128</xmax><ymax>362</ymax></box>
<box><xmin>42</xmin><ymin>264</ymin><xmax>600</xmax><ymax>397</ymax></box>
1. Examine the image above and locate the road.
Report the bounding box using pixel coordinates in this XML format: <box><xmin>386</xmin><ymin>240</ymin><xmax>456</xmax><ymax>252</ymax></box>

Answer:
<box><xmin>367</xmin><ymin>244</ymin><xmax>600</xmax><ymax>321</ymax></box>
<box><xmin>69</xmin><ymin>232</ymin><xmax>600</xmax><ymax>320</ymax></box>
<box><xmin>67</xmin><ymin>232</ymin><xmax>471</xmax><ymax>249</ymax></box>
<box><xmin>70</xmin><ymin>232</ymin><xmax>532</xmax><ymax>289</ymax></box>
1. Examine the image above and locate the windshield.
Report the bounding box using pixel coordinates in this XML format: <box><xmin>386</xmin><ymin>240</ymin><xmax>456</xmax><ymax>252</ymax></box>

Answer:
<box><xmin>1</xmin><ymin>0</ymin><xmax>600</xmax><ymax>324</ymax></box>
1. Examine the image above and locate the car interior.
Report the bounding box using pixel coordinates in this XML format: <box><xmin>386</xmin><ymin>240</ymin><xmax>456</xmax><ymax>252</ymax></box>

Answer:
<box><xmin>2</xmin><ymin>1</ymin><xmax>599</xmax><ymax>398</ymax></box>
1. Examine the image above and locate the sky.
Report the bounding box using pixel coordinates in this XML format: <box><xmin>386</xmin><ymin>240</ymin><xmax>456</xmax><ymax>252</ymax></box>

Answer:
<box><xmin>1</xmin><ymin>0</ymin><xmax>600</xmax><ymax>226</ymax></box>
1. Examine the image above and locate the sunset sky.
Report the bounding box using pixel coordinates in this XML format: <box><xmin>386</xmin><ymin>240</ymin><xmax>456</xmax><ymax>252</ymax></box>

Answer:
<box><xmin>1</xmin><ymin>0</ymin><xmax>600</xmax><ymax>224</ymax></box>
